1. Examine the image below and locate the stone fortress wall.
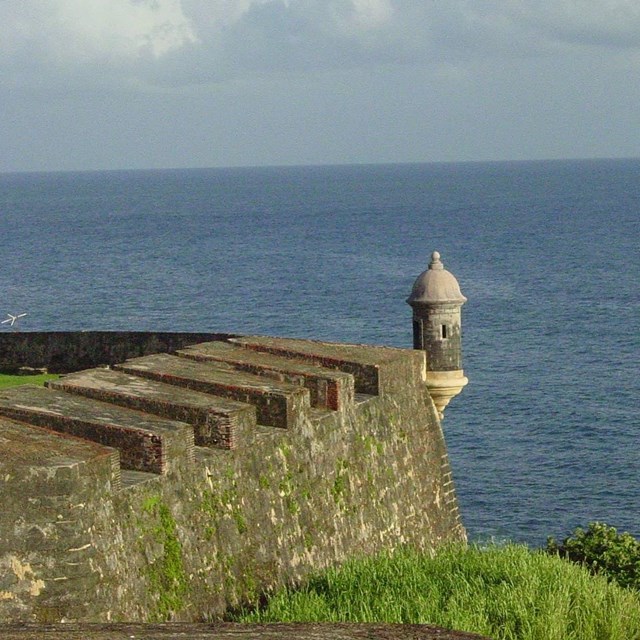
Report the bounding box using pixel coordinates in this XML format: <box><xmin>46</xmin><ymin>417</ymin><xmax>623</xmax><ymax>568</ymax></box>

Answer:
<box><xmin>0</xmin><ymin>331</ymin><xmax>234</xmax><ymax>373</ymax></box>
<box><xmin>0</xmin><ymin>332</ymin><xmax>465</xmax><ymax>623</ymax></box>
<box><xmin>0</xmin><ymin>253</ymin><xmax>468</xmax><ymax>623</ymax></box>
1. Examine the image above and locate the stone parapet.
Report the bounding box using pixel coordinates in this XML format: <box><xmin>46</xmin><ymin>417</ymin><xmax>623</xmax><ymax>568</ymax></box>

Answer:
<box><xmin>177</xmin><ymin>341</ymin><xmax>354</xmax><ymax>411</ymax></box>
<box><xmin>0</xmin><ymin>385</ymin><xmax>194</xmax><ymax>474</ymax></box>
<box><xmin>114</xmin><ymin>354</ymin><xmax>310</xmax><ymax>430</ymax></box>
<box><xmin>0</xmin><ymin>332</ymin><xmax>234</xmax><ymax>374</ymax></box>
<box><xmin>0</xmin><ymin>334</ymin><xmax>465</xmax><ymax>623</ymax></box>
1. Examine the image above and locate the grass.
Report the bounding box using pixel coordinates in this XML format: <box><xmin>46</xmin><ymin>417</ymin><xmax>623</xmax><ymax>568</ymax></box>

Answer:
<box><xmin>0</xmin><ymin>372</ymin><xmax>59</xmax><ymax>388</ymax></box>
<box><xmin>232</xmin><ymin>544</ymin><xmax>640</xmax><ymax>640</ymax></box>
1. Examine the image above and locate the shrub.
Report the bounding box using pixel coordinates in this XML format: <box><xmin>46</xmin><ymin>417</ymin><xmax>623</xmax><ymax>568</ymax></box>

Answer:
<box><xmin>546</xmin><ymin>522</ymin><xmax>640</xmax><ymax>590</ymax></box>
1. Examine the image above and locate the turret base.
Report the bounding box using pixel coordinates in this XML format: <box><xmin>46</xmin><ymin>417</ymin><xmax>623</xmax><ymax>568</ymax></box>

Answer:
<box><xmin>425</xmin><ymin>370</ymin><xmax>468</xmax><ymax>420</ymax></box>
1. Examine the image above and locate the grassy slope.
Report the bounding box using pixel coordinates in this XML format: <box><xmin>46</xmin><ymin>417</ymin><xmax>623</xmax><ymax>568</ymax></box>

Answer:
<box><xmin>0</xmin><ymin>373</ymin><xmax>59</xmax><ymax>388</ymax></box>
<box><xmin>234</xmin><ymin>544</ymin><xmax>640</xmax><ymax>640</ymax></box>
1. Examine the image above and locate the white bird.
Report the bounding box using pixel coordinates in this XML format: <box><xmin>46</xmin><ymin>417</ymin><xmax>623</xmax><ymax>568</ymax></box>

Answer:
<box><xmin>1</xmin><ymin>313</ymin><xmax>27</xmax><ymax>327</ymax></box>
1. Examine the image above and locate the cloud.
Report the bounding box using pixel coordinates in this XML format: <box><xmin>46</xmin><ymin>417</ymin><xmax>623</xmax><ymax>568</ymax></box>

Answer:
<box><xmin>420</xmin><ymin>1</ymin><xmax>640</xmax><ymax>55</ymax></box>
<box><xmin>2</xmin><ymin>0</ymin><xmax>640</xmax><ymax>89</ymax></box>
<box><xmin>0</xmin><ymin>0</ymin><xmax>197</xmax><ymax>65</ymax></box>
<box><xmin>326</xmin><ymin>0</ymin><xmax>395</xmax><ymax>34</ymax></box>
<box><xmin>212</xmin><ymin>1</ymin><xmax>640</xmax><ymax>73</ymax></box>
<box><xmin>508</xmin><ymin>1</ymin><xmax>640</xmax><ymax>48</ymax></box>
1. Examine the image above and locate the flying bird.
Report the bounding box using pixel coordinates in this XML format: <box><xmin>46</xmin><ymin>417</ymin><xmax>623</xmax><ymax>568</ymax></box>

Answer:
<box><xmin>1</xmin><ymin>313</ymin><xmax>27</xmax><ymax>327</ymax></box>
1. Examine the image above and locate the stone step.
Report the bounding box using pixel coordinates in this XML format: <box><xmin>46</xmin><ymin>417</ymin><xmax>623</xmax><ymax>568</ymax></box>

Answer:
<box><xmin>0</xmin><ymin>417</ymin><xmax>121</xmax><ymax>492</ymax></box>
<box><xmin>230</xmin><ymin>336</ymin><xmax>421</xmax><ymax>396</ymax></box>
<box><xmin>47</xmin><ymin>368</ymin><xmax>256</xmax><ymax>450</ymax></box>
<box><xmin>175</xmin><ymin>340</ymin><xmax>354</xmax><ymax>411</ymax></box>
<box><xmin>114</xmin><ymin>353</ymin><xmax>310</xmax><ymax>430</ymax></box>
<box><xmin>0</xmin><ymin>385</ymin><xmax>194</xmax><ymax>475</ymax></box>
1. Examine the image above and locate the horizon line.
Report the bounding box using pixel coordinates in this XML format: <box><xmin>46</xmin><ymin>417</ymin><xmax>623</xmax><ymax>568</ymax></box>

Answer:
<box><xmin>2</xmin><ymin>155</ymin><xmax>639</xmax><ymax>178</ymax></box>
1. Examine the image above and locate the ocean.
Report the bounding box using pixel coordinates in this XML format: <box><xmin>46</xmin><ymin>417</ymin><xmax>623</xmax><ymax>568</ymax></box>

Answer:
<box><xmin>0</xmin><ymin>159</ymin><xmax>638</xmax><ymax>546</ymax></box>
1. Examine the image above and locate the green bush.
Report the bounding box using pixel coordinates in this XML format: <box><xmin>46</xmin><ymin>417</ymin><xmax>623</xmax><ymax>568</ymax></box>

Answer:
<box><xmin>546</xmin><ymin>522</ymin><xmax>640</xmax><ymax>590</ymax></box>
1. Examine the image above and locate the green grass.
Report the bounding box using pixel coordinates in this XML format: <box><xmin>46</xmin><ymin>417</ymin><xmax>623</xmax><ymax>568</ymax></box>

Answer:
<box><xmin>0</xmin><ymin>372</ymin><xmax>59</xmax><ymax>388</ymax></box>
<box><xmin>232</xmin><ymin>544</ymin><xmax>640</xmax><ymax>640</ymax></box>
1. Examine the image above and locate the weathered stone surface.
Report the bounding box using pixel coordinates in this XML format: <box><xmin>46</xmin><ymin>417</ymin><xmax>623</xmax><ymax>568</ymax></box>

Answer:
<box><xmin>0</xmin><ymin>417</ymin><xmax>119</xmax><ymax>483</ymax></box>
<box><xmin>0</xmin><ymin>332</ymin><xmax>234</xmax><ymax>374</ymax></box>
<box><xmin>177</xmin><ymin>341</ymin><xmax>354</xmax><ymax>411</ymax></box>
<box><xmin>0</xmin><ymin>623</ymin><xmax>490</xmax><ymax>639</ymax></box>
<box><xmin>0</xmin><ymin>385</ymin><xmax>194</xmax><ymax>474</ymax></box>
<box><xmin>0</xmin><ymin>334</ymin><xmax>465</xmax><ymax>624</ymax></box>
<box><xmin>47</xmin><ymin>369</ymin><xmax>256</xmax><ymax>450</ymax></box>
<box><xmin>0</xmin><ymin>419</ymin><xmax>120</xmax><ymax>621</ymax></box>
<box><xmin>114</xmin><ymin>354</ymin><xmax>311</xmax><ymax>429</ymax></box>
<box><xmin>230</xmin><ymin>336</ymin><xmax>426</xmax><ymax>396</ymax></box>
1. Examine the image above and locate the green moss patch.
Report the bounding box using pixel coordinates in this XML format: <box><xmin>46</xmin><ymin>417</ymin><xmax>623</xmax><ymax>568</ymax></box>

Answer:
<box><xmin>141</xmin><ymin>496</ymin><xmax>188</xmax><ymax>621</ymax></box>
<box><xmin>0</xmin><ymin>373</ymin><xmax>59</xmax><ymax>388</ymax></box>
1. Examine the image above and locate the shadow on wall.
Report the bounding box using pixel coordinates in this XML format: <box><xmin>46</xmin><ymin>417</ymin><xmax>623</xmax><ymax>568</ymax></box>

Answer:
<box><xmin>0</xmin><ymin>331</ymin><xmax>236</xmax><ymax>373</ymax></box>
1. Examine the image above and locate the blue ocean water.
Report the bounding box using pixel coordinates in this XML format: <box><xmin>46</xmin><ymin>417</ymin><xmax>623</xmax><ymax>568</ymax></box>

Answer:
<box><xmin>0</xmin><ymin>159</ymin><xmax>638</xmax><ymax>546</ymax></box>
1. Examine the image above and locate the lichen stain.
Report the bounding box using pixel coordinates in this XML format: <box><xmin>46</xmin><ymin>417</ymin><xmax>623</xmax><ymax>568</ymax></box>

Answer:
<box><xmin>29</xmin><ymin>580</ymin><xmax>45</xmax><ymax>597</ymax></box>
<box><xmin>11</xmin><ymin>557</ymin><xmax>30</xmax><ymax>581</ymax></box>
<box><xmin>9</xmin><ymin>556</ymin><xmax>46</xmax><ymax>597</ymax></box>
<box><xmin>434</xmin><ymin>484</ymin><xmax>442</xmax><ymax>508</ymax></box>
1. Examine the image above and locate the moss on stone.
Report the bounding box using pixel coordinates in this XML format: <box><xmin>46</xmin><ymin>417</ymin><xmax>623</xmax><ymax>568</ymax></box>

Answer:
<box><xmin>200</xmin><ymin>477</ymin><xmax>248</xmax><ymax>537</ymax></box>
<box><xmin>141</xmin><ymin>496</ymin><xmax>188</xmax><ymax>621</ymax></box>
<box><xmin>331</xmin><ymin>459</ymin><xmax>350</xmax><ymax>508</ymax></box>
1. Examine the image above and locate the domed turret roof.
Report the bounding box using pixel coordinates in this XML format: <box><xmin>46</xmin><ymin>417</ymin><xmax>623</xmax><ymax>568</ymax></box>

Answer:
<box><xmin>407</xmin><ymin>251</ymin><xmax>467</xmax><ymax>305</ymax></box>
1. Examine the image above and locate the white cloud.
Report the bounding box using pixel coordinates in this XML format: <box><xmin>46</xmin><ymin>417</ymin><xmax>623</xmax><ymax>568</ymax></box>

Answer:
<box><xmin>3</xmin><ymin>0</ymin><xmax>640</xmax><ymax>87</ymax></box>
<box><xmin>181</xmin><ymin>0</ymin><xmax>255</xmax><ymax>31</ymax></box>
<box><xmin>327</xmin><ymin>0</ymin><xmax>394</xmax><ymax>34</ymax></box>
<box><xmin>58</xmin><ymin>0</ymin><xmax>198</xmax><ymax>59</ymax></box>
<box><xmin>0</xmin><ymin>0</ymin><xmax>198</xmax><ymax>65</ymax></box>
<box><xmin>184</xmin><ymin>0</ymin><xmax>394</xmax><ymax>39</ymax></box>
<box><xmin>351</xmin><ymin>0</ymin><xmax>394</xmax><ymax>27</ymax></box>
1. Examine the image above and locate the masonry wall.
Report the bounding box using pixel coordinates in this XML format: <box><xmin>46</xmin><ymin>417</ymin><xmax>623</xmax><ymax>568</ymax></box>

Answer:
<box><xmin>0</xmin><ymin>332</ymin><xmax>234</xmax><ymax>373</ymax></box>
<box><xmin>0</xmin><ymin>334</ymin><xmax>466</xmax><ymax>623</ymax></box>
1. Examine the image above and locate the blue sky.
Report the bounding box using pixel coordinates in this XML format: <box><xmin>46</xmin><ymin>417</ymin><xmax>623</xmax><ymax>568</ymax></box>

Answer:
<box><xmin>1</xmin><ymin>0</ymin><xmax>639</xmax><ymax>172</ymax></box>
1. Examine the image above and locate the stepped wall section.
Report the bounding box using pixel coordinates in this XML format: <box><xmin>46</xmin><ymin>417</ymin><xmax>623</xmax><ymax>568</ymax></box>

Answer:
<box><xmin>0</xmin><ymin>333</ymin><xmax>466</xmax><ymax>623</ymax></box>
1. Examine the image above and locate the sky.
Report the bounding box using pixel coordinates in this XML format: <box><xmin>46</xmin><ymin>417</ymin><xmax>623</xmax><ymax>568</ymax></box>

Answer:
<box><xmin>1</xmin><ymin>0</ymin><xmax>639</xmax><ymax>172</ymax></box>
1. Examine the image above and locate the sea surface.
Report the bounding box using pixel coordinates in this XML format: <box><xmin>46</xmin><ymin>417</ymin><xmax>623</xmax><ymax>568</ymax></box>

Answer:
<box><xmin>0</xmin><ymin>159</ymin><xmax>638</xmax><ymax>546</ymax></box>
